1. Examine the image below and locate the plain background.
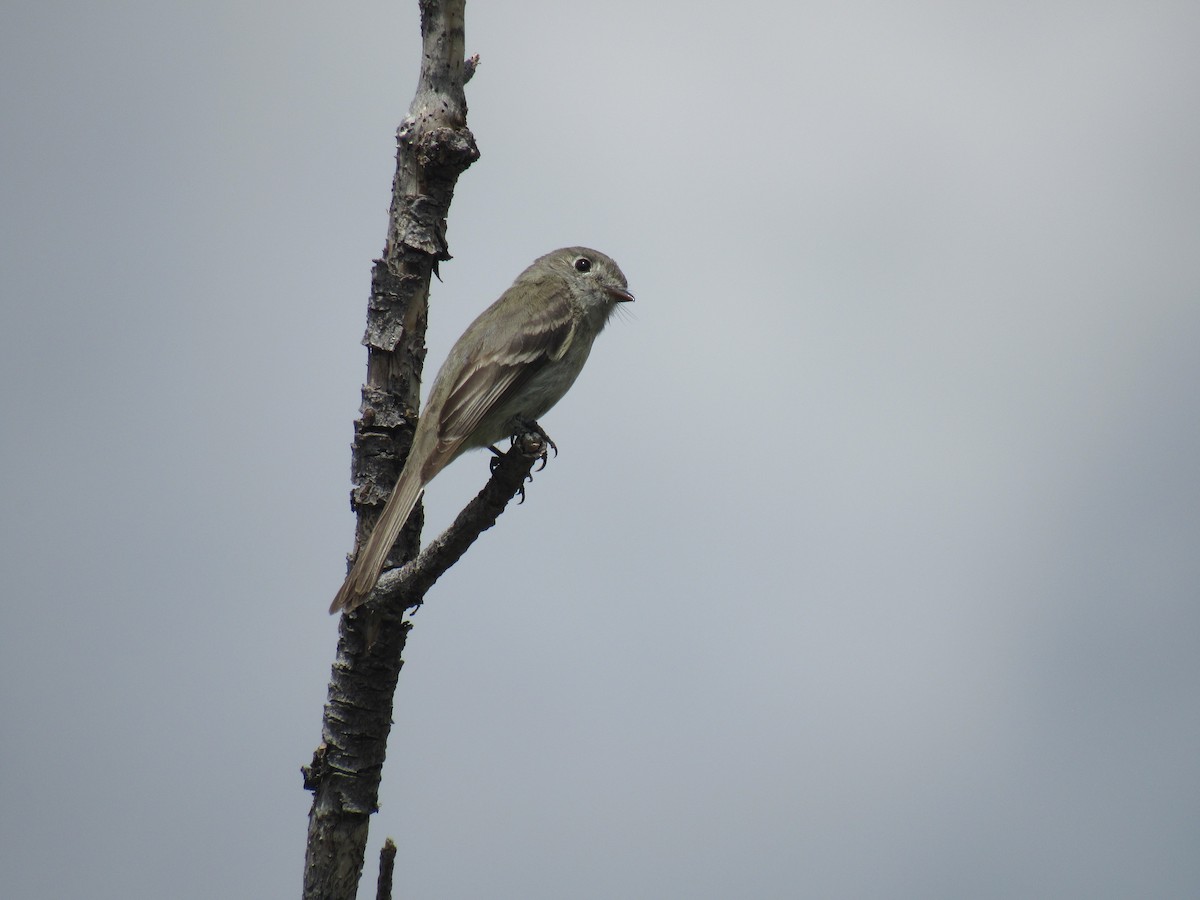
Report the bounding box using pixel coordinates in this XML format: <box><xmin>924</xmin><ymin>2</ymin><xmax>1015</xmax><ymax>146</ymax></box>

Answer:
<box><xmin>3</xmin><ymin>2</ymin><xmax>1199</xmax><ymax>898</ymax></box>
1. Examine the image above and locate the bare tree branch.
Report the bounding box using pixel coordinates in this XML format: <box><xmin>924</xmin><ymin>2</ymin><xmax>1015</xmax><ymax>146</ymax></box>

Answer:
<box><xmin>302</xmin><ymin>2</ymin><xmax>477</xmax><ymax>897</ymax></box>
<box><xmin>362</xmin><ymin>433</ymin><xmax>552</xmax><ymax>613</ymax></box>
<box><xmin>376</xmin><ymin>838</ymin><xmax>397</xmax><ymax>900</ymax></box>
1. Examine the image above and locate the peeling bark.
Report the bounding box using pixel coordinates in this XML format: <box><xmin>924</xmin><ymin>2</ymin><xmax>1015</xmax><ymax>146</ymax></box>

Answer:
<box><xmin>301</xmin><ymin>2</ymin><xmax>478</xmax><ymax>897</ymax></box>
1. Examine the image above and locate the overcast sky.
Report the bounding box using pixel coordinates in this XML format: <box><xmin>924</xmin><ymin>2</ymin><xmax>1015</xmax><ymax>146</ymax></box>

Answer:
<box><xmin>3</xmin><ymin>2</ymin><xmax>1199</xmax><ymax>898</ymax></box>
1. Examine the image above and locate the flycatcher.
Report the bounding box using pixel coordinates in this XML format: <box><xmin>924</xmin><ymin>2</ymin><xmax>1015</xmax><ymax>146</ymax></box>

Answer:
<box><xmin>330</xmin><ymin>246</ymin><xmax>633</xmax><ymax>613</ymax></box>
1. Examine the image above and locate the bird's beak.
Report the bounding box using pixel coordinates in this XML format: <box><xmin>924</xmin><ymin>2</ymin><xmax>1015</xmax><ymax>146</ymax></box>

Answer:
<box><xmin>606</xmin><ymin>286</ymin><xmax>635</xmax><ymax>303</ymax></box>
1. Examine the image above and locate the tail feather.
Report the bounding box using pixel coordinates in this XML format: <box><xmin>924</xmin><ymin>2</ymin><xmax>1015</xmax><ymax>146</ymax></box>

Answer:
<box><xmin>329</xmin><ymin>472</ymin><xmax>425</xmax><ymax>614</ymax></box>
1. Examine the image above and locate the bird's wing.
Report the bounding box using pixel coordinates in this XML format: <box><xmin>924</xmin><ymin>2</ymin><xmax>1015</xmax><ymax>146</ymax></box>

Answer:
<box><xmin>436</xmin><ymin>278</ymin><xmax>577</xmax><ymax>449</ymax></box>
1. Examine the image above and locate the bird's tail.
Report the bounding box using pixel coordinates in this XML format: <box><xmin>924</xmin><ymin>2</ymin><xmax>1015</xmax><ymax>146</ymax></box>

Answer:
<box><xmin>329</xmin><ymin>471</ymin><xmax>425</xmax><ymax>614</ymax></box>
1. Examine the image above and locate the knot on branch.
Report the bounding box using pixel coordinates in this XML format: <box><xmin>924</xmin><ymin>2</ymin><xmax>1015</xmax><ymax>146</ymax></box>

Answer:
<box><xmin>415</xmin><ymin>126</ymin><xmax>479</xmax><ymax>176</ymax></box>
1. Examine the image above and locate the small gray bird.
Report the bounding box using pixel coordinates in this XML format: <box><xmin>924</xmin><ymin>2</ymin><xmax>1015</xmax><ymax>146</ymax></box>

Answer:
<box><xmin>330</xmin><ymin>247</ymin><xmax>634</xmax><ymax>614</ymax></box>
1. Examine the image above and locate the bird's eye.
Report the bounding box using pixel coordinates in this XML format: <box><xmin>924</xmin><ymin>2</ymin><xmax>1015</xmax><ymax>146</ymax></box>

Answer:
<box><xmin>574</xmin><ymin>257</ymin><xmax>592</xmax><ymax>273</ymax></box>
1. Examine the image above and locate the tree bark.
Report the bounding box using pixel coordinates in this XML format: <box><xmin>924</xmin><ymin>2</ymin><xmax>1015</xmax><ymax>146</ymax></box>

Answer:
<box><xmin>301</xmin><ymin>2</ymin><xmax>477</xmax><ymax>897</ymax></box>
<box><xmin>375</xmin><ymin>838</ymin><xmax>397</xmax><ymax>900</ymax></box>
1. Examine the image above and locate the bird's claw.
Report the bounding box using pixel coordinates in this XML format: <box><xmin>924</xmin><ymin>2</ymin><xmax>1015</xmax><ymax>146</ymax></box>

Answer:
<box><xmin>509</xmin><ymin>417</ymin><xmax>557</xmax><ymax>470</ymax></box>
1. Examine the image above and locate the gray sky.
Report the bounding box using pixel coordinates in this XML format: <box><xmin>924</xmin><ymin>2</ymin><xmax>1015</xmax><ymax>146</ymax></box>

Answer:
<box><xmin>3</xmin><ymin>1</ymin><xmax>1199</xmax><ymax>898</ymax></box>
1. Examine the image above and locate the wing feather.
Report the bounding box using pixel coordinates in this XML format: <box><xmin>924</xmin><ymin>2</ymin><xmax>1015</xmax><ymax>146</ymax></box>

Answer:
<box><xmin>435</xmin><ymin>277</ymin><xmax>576</xmax><ymax>447</ymax></box>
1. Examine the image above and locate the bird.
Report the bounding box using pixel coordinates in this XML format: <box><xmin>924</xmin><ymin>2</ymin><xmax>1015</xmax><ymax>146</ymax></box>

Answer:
<box><xmin>330</xmin><ymin>246</ymin><xmax>633</xmax><ymax>613</ymax></box>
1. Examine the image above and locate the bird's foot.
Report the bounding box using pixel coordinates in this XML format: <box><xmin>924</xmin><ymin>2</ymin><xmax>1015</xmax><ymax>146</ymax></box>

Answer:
<box><xmin>509</xmin><ymin>417</ymin><xmax>557</xmax><ymax>472</ymax></box>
